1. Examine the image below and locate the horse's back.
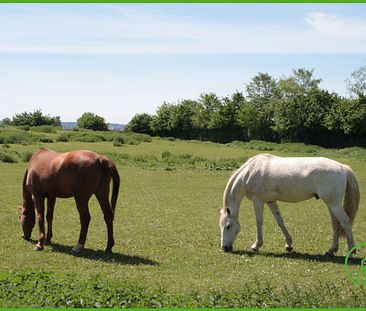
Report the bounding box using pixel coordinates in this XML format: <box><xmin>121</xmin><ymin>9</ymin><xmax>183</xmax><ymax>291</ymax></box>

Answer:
<box><xmin>26</xmin><ymin>148</ymin><xmax>102</xmax><ymax>198</ymax></box>
<box><xmin>245</xmin><ymin>154</ymin><xmax>347</xmax><ymax>203</ymax></box>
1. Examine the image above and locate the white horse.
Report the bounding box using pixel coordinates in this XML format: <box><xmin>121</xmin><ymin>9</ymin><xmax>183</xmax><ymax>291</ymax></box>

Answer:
<box><xmin>219</xmin><ymin>154</ymin><xmax>360</xmax><ymax>256</ymax></box>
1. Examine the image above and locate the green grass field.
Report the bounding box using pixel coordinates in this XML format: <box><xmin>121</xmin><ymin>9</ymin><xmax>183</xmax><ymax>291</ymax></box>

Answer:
<box><xmin>1</xmin><ymin>133</ymin><xmax>366</xmax><ymax>307</ymax></box>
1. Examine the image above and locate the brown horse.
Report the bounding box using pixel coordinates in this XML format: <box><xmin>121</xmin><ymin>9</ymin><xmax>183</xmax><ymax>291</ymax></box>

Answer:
<box><xmin>19</xmin><ymin>148</ymin><xmax>120</xmax><ymax>254</ymax></box>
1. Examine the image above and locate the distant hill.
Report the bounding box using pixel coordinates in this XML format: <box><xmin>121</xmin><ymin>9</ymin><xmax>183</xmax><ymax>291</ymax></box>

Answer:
<box><xmin>61</xmin><ymin>122</ymin><xmax>125</xmax><ymax>131</ymax></box>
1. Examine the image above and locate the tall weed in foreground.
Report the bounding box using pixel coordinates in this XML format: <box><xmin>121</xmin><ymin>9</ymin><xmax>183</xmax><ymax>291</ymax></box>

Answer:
<box><xmin>0</xmin><ymin>271</ymin><xmax>365</xmax><ymax>308</ymax></box>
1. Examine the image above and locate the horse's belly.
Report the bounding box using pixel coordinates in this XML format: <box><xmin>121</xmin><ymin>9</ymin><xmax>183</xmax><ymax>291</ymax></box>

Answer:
<box><xmin>264</xmin><ymin>183</ymin><xmax>316</xmax><ymax>203</ymax></box>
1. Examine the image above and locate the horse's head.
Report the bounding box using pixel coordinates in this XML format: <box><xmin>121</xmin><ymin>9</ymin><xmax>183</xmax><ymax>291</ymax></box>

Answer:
<box><xmin>219</xmin><ymin>207</ymin><xmax>240</xmax><ymax>252</ymax></box>
<box><xmin>17</xmin><ymin>204</ymin><xmax>35</xmax><ymax>241</ymax></box>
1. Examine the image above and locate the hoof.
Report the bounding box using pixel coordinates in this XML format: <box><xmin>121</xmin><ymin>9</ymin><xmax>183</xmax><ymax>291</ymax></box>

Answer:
<box><xmin>33</xmin><ymin>245</ymin><xmax>43</xmax><ymax>252</ymax></box>
<box><xmin>250</xmin><ymin>246</ymin><xmax>259</xmax><ymax>253</ymax></box>
<box><xmin>71</xmin><ymin>243</ymin><xmax>84</xmax><ymax>255</ymax></box>
<box><xmin>71</xmin><ymin>249</ymin><xmax>80</xmax><ymax>256</ymax></box>
<box><xmin>22</xmin><ymin>236</ymin><xmax>31</xmax><ymax>242</ymax></box>
<box><xmin>222</xmin><ymin>245</ymin><xmax>233</xmax><ymax>253</ymax></box>
<box><xmin>285</xmin><ymin>246</ymin><xmax>293</xmax><ymax>253</ymax></box>
<box><xmin>325</xmin><ymin>251</ymin><xmax>335</xmax><ymax>257</ymax></box>
<box><xmin>250</xmin><ymin>243</ymin><xmax>262</xmax><ymax>253</ymax></box>
<box><xmin>104</xmin><ymin>251</ymin><xmax>113</xmax><ymax>259</ymax></box>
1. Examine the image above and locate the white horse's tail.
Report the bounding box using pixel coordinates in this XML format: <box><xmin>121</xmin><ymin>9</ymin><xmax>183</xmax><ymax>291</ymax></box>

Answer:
<box><xmin>339</xmin><ymin>165</ymin><xmax>360</xmax><ymax>237</ymax></box>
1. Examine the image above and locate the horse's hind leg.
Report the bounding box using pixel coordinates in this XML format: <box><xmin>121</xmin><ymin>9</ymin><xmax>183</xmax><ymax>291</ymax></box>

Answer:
<box><xmin>267</xmin><ymin>202</ymin><xmax>293</xmax><ymax>252</ymax></box>
<box><xmin>95</xmin><ymin>192</ymin><xmax>114</xmax><ymax>255</ymax></box>
<box><xmin>328</xmin><ymin>204</ymin><xmax>355</xmax><ymax>253</ymax></box>
<box><xmin>325</xmin><ymin>207</ymin><xmax>340</xmax><ymax>257</ymax></box>
<box><xmin>73</xmin><ymin>196</ymin><xmax>91</xmax><ymax>254</ymax></box>
<box><xmin>251</xmin><ymin>199</ymin><xmax>264</xmax><ymax>252</ymax></box>
<box><xmin>45</xmin><ymin>197</ymin><xmax>56</xmax><ymax>245</ymax></box>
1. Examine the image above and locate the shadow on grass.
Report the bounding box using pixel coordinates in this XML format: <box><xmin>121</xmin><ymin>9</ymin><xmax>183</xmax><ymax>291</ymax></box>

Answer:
<box><xmin>232</xmin><ymin>249</ymin><xmax>363</xmax><ymax>266</ymax></box>
<box><xmin>44</xmin><ymin>242</ymin><xmax>158</xmax><ymax>266</ymax></box>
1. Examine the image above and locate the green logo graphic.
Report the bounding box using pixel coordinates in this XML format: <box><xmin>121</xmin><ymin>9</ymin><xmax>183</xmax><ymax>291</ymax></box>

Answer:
<box><xmin>344</xmin><ymin>242</ymin><xmax>366</xmax><ymax>288</ymax></box>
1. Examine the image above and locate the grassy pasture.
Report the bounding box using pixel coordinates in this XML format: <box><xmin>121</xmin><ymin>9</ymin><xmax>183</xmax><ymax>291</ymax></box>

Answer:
<box><xmin>0</xmin><ymin>135</ymin><xmax>366</xmax><ymax>307</ymax></box>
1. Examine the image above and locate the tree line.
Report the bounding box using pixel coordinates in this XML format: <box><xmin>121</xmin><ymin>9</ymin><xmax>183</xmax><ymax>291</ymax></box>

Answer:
<box><xmin>125</xmin><ymin>67</ymin><xmax>366</xmax><ymax>148</ymax></box>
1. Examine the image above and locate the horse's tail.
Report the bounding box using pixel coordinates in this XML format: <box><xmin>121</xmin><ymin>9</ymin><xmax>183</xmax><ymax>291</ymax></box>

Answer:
<box><xmin>99</xmin><ymin>157</ymin><xmax>120</xmax><ymax>220</ymax></box>
<box><xmin>339</xmin><ymin>165</ymin><xmax>360</xmax><ymax>237</ymax></box>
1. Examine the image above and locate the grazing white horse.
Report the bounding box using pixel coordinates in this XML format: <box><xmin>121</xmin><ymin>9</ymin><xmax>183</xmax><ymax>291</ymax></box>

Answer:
<box><xmin>219</xmin><ymin>154</ymin><xmax>360</xmax><ymax>256</ymax></box>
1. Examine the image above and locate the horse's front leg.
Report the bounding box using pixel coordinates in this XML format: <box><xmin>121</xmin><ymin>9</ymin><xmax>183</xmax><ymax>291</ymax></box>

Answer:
<box><xmin>45</xmin><ymin>197</ymin><xmax>56</xmax><ymax>245</ymax></box>
<box><xmin>251</xmin><ymin>199</ymin><xmax>264</xmax><ymax>252</ymax></box>
<box><xmin>267</xmin><ymin>201</ymin><xmax>293</xmax><ymax>252</ymax></box>
<box><xmin>72</xmin><ymin>196</ymin><xmax>91</xmax><ymax>254</ymax></box>
<box><xmin>33</xmin><ymin>195</ymin><xmax>45</xmax><ymax>251</ymax></box>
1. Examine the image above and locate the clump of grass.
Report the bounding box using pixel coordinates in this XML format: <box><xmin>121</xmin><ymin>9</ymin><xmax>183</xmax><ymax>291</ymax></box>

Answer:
<box><xmin>0</xmin><ymin>152</ymin><xmax>17</xmax><ymax>163</ymax></box>
<box><xmin>38</xmin><ymin>137</ymin><xmax>54</xmax><ymax>143</ymax></box>
<box><xmin>123</xmin><ymin>132</ymin><xmax>152</xmax><ymax>145</ymax></box>
<box><xmin>21</xmin><ymin>151</ymin><xmax>34</xmax><ymax>162</ymax></box>
<box><xmin>161</xmin><ymin>151</ymin><xmax>205</xmax><ymax>167</ymax></box>
<box><xmin>0</xmin><ymin>130</ymin><xmax>38</xmax><ymax>145</ymax></box>
<box><xmin>31</xmin><ymin>125</ymin><xmax>58</xmax><ymax>133</ymax></box>
<box><xmin>113</xmin><ymin>135</ymin><xmax>125</xmax><ymax>146</ymax></box>
<box><xmin>56</xmin><ymin>133</ymin><xmax>70</xmax><ymax>142</ymax></box>
<box><xmin>206</xmin><ymin>157</ymin><xmax>246</xmax><ymax>171</ymax></box>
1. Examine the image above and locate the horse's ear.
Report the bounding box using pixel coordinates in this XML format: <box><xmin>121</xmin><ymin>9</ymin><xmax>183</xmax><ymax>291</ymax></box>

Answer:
<box><xmin>17</xmin><ymin>205</ymin><xmax>24</xmax><ymax>213</ymax></box>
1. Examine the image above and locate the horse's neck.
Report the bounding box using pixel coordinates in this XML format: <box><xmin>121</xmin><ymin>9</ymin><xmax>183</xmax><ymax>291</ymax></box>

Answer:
<box><xmin>22</xmin><ymin>170</ymin><xmax>34</xmax><ymax>209</ymax></box>
<box><xmin>224</xmin><ymin>165</ymin><xmax>248</xmax><ymax>215</ymax></box>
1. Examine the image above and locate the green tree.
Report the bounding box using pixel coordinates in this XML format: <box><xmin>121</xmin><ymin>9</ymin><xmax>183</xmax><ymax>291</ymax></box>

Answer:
<box><xmin>150</xmin><ymin>103</ymin><xmax>176</xmax><ymax>136</ymax></box>
<box><xmin>245</xmin><ymin>73</ymin><xmax>280</xmax><ymax>140</ymax></box>
<box><xmin>12</xmin><ymin>109</ymin><xmax>61</xmax><ymax>127</ymax></box>
<box><xmin>1</xmin><ymin>118</ymin><xmax>11</xmax><ymax>125</ymax></box>
<box><xmin>125</xmin><ymin>113</ymin><xmax>154</xmax><ymax>135</ymax></box>
<box><xmin>274</xmin><ymin>89</ymin><xmax>338</xmax><ymax>142</ymax></box>
<box><xmin>77</xmin><ymin>112</ymin><xmax>108</xmax><ymax>131</ymax></box>
<box><xmin>170</xmin><ymin>100</ymin><xmax>198</xmax><ymax>135</ymax></box>
<box><xmin>193</xmin><ymin>93</ymin><xmax>222</xmax><ymax>130</ymax></box>
<box><xmin>279</xmin><ymin>68</ymin><xmax>322</xmax><ymax>98</ymax></box>
<box><xmin>346</xmin><ymin>65</ymin><xmax>366</xmax><ymax>99</ymax></box>
<box><xmin>325</xmin><ymin>98</ymin><xmax>366</xmax><ymax>135</ymax></box>
<box><xmin>210</xmin><ymin>92</ymin><xmax>244</xmax><ymax>129</ymax></box>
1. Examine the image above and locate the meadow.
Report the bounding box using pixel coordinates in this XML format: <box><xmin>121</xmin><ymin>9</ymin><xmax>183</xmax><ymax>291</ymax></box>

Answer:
<box><xmin>0</xmin><ymin>126</ymin><xmax>366</xmax><ymax>307</ymax></box>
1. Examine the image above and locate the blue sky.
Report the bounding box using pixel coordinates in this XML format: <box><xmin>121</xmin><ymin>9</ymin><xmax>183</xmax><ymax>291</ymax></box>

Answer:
<box><xmin>0</xmin><ymin>4</ymin><xmax>366</xmax><ymax>124</ymax></box>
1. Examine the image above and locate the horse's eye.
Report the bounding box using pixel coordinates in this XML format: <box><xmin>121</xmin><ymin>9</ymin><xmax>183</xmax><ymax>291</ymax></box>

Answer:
<box><xmin>226</xmin><ymin>224</ymin><xmax>232</xmax><ymax>230</ymax></box>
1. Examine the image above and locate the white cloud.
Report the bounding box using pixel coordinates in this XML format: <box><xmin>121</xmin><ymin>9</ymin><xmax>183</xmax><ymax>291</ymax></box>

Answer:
<box><xmin>1</xmin><ymin>7</ymin><xmax>366</xmax><ymax>54</ymax></box>
<box><xmin>306</xmin><ymin>11</ymin><xmax>366</xmax><ymax>39</ymax></box>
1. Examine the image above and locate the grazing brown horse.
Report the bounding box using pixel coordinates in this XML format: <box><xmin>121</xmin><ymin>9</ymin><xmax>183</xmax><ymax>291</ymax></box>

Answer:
<box><xmin>19</xmin><ymin>148</ymin><xmax>120</xmax><ymax>254</ymax></box>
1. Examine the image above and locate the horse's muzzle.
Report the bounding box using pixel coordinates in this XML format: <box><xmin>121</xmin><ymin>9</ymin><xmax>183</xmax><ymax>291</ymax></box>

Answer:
<box><xmin>222</xmin><ymin>245</ymin><xmax>233</xmax><ymax>252</ymax></box>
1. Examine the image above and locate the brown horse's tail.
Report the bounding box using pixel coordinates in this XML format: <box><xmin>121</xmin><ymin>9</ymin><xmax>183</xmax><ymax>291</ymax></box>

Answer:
<box><xmin>339</xmin><ymin>165</ymin><xmax>360</xmax><ymax>237</ymax></box>
<box><xmin>99</xmin><ymin>157</ymin><xmax>120</xmax><ymax>219</ymax></box>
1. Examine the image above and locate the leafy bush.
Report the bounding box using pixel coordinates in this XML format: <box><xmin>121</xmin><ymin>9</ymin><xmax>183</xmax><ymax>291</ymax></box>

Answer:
<box><xmin>0</xmin><ymin>152</ymin><xmax>17</xmax><ymax>163</ymax></box>
<box><xmin>206</xmin><ymin>157</ymin><xmax>246</xmax><ymax>171</ymax></box>
<box><xmin>21</xmin><ymin>151</ymin><xmax>34</xmax><ymax>162</ymax></box>
<box><xmin>38</xmin><ymin>137</ymin><xmax>54</xmax><ymax>143</ymax></box>
<box><xmin>113</xmin><ymin>135</ymin><xmax>125</xmax><ymax>147</ymax></box>
<box><xmin>56</xmin><ymin>133</ymin><xmax>70</xmax><ymax>142</ymax></box>
<box><xmin>124</xmin><ymin>132</ymin><xmax>152</xmax><ymax>144</ymax></box>
<box><xmin>0</xmin><ymin>130</ymin><xmax>38</xmax><ymax>145</ymax></box>
<box><xmin>31</xmin><ymin>125</ymin><xmax>58</xmax><ymax>133</ymax></box>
